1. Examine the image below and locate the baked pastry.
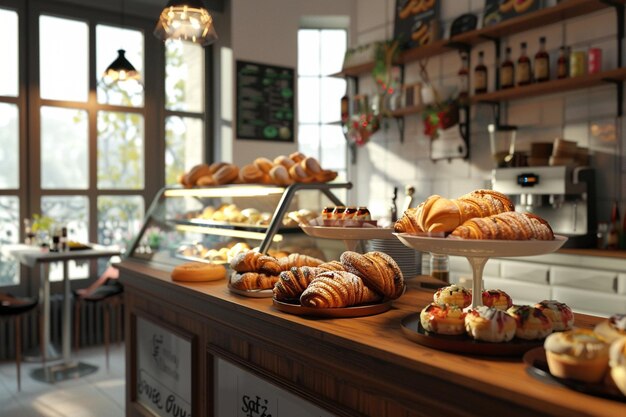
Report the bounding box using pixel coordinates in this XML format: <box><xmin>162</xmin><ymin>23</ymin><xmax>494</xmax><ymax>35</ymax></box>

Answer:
<box><xmin>482</xmin><ymin>289</ymin><xmax>513</xmax><ymax>310</ymax></box>
<box><xmin>289</xmin><ymin>151</ymin><xmax>306</xmax><ymax>163</ymax></box>
<box><xmin>609</xmin><ymin>337</ymin><xmax>626</xmax><ymax>396</ymax></box>
<box><xmin>171</xmin><ymin>262</ymin><xmax>226</xmax><ymax>282</ymax></box>
<box><xmin>594</xmin><ymin>313</ymin><xmax>626</xmax><ymax>343</ymax></box>
<box><xmin>314</xmin><ymin>169</ymin><xmax>338</xmax><ymax>183</ymax></box>
<box><xmin>230</xmin><ymin>250</ymin><xmax>282</xmax><ymax>275</ymax></box>
<box><xmin>230</xmin><ymin>272</ymin><xmax>278</xmax><ymax>290</ymax></box>
<box><xmin>534</xmin><ymin>300</ymin><xmax>574</xmax><ymax>331</ymax></box>
<box><xmin>196</xmin><ymin>175</ymin><xmax>215</xmax><ymax>186</ymax></box>
<box><xmin>274</xmin><ymin>155</ymin><xmax>295</xmax><ymax>169</ymax></box>
<box><xmin>239</xmin><ymin>163</ymin><xmax>265</xmax><ymax>183</ymax></box>
<box><xmin>273</xmin><ymin>266</ymin><xmax>320</xmax><ymax>301</ymax></box>
<box><xmin>253</xmin><ymin>157</ymin><xmax>274</xmax><ymax>174</ymax></box>
<box><xmin>420</xmin><ymin>302</ymin><xmax>466</xmax><ymax>335</ymax></box>
<box><xmin>269</xmin><ymin>165</ymin><xmax>294</xmax><ymax>186</ymax></box>
<box><xmin>300</xmin><ymin>270</ymin><xmax>381</xmax><ymax>308</ymax></box>
<box><xmin>288</xmin><ymin>164</ymin><xmax>313</xmax><ymax>183</ymax></box>
<box><xmin>278</xmin><ymin>253</ymin><xmax>324</xmax><ymax>270</ymax></box>
<box><xmin>300</xmin><ymin>157</ymin><xmax>322</xmax><ymax>176</ymax></box>
<box><xmin>393</xmin><ymin>207</ymin><xmax>422</xmax><ymax>233</ymax></box>
<box><xmin>544</xmin><ymin>329</ymin><xmax>610</xmax><ymax>383</ymax></box>
<box><xmin>181</xmin><ymin>163</ymin><xmax>212</xmax><ymax>188</ymax></box>
<box><xmin>316</xmin><ymin>260</ymin><xmax>346</xmax><ymax>272</ymax></box>
<box><xmin>213</xmin><ymin>163</ymin><xmax>239</xmax><ymax>185</ymax></box>
<box><xmin>465</xmin><ymin>306</ymin><xmax>517</xmax><ymax>342</ymax></box>
<box><xmin>506</xmin><ymin>305</ymin><xmax>553</xmax><ymax>340</ymax></box>
<box><xmin>340</xmin><ymin>251</ymin><xmax>405</xmax><ymax>299</ymax></box>
<box><xmin>451</xmin><ymin>211</ymin><xmax>554</xmax><ymax>240</ymax></box>
<box><xmin>433</xmin><ymin>284</ymin><xmax>472</xmax><ymax>308</ymax></box>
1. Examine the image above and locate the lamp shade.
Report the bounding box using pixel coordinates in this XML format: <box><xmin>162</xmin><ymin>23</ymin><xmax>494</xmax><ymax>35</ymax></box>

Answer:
<box><xmin>103</xmin><ymin>49</ymin><xmax>141</xmax><ymax>84</ymax></box>
<box><xmin>154</xmin><ymin>0</ymin><xmax>218</xmax><ymax>46</ymax></box>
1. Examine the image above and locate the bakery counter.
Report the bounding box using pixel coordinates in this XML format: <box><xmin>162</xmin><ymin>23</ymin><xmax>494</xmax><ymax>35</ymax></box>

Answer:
<box><xmin>118</xmin><ymin>260</ymin><xmax>626</xmax><ymax>417</ymax></box>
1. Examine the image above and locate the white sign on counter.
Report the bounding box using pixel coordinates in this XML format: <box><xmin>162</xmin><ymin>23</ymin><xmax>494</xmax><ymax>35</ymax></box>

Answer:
<box><xmin>214</xmin><ymin>358</ymin><xmax>334</xmax><ymax>417</ymax></box>
<box><xmin>136</xmin><ymin>317</ymin><xmax>192</xmax><ymax>417</ymax></box>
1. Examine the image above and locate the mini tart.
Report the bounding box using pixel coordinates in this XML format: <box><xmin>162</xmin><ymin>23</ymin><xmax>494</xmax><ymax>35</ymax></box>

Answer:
<box><xmin>609</xmin><ymin>337</ymin><xmax>626</xmax><ymax>396</ymax></box>
<box><xmin>433</xmin><ymin>284</ymin><xmax>472</xmax><ymax>308</ymax></box>
<box><xmin>506</xmin><ymin>305</ymin><xmax>552</xmax><ymax>340</ymax></box>
<box><xmin>464</xmin><ymin>306</ymin><xmax>516</xmax><ymax>343</ymax></box>
<box><xmin>535</xmin><ymin>300</ymin><xmax>574</xmax><ymax>331</ymax></box>
<box><xmin>482</xmin><ymin>289</ymin><xmax>513</xmax><ymax>310</ymax></box>
<box><xmin>420</xmin><ymin>303</ymin><xmax>466</xmax><ymax>335</ymax></box>
<box><xmin>544</xmin><ymin>329</ymin><xmax>609</xmax><ymax>383</ymax></box>
<box><xmin>594</xmin><ymin>313</ymin><xmax>626</xmax><ymax>343</ymax></box>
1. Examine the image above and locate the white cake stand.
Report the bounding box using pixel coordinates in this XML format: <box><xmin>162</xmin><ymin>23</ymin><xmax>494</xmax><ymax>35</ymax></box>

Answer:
<box><xmin>394</xmin><ymin>233</ymin><xmax>568</xmax><ymax>308</ymax></box>
<box><xmin>300</xmin><ymin>224</ymin><xmax>395</xmax><ymax>252</ymax></box>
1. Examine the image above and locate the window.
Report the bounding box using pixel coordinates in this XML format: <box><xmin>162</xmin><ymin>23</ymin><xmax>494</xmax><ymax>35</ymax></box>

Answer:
<box><xmin>297</xmin><ymin>29</ymin><xmax>348</xmax><ymax>200</ymax></box>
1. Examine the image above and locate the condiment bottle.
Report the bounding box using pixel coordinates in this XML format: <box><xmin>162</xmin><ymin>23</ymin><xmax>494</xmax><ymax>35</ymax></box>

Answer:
<box><xmin>458</xmin><ymin>52</ymin><xmax>469</xmax><ymax>101</ymax></box>
<box><xmin>500</xmin><ymin>47</ymin><xmax>514</xmax><ymax>89</ymax></box>
<box><xmin>430</xmin><ymin>253</ymin><xmax>449</xmax><ymax>284</ymax></box>
<box><xmin>516</xmin><ymin>42</ymin><xmax>532</xmax><ymax>86</ymax></box>
<box><xmin>608</xmin><ymin>201</ymin><xmax>620</xmax><ymax>250</ymax></box>
<box><xmin>557</xmin><ymin>46</ymin><xmax>568</xmax><ymax>79</ymax></box>
<box><xmin>534</xmin><ymin>37</ymin><xmax>550</xmax><ymax>82</ymax></box>
<box><xmin>474</xmin><ymin>51</ymin><xmax>488</xmax><ymax>94</ymax></box>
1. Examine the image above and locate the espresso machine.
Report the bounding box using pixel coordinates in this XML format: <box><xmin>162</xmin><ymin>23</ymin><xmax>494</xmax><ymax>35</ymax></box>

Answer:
<box><xmin>491</xmin><ymin>166</ymin><xmax>596</xmax><ymax>248</ymax></box>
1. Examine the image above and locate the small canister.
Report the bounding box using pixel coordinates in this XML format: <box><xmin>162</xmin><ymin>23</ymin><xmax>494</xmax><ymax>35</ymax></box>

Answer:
<box><xmin>569</xmin><ymin>51</ymin><xmax>586</xmax><ymax>77</ymax></box>
<box><xmin>588</xmin><ymin>48</ymin><xmax>602</xmax><ymax>74</ymax></box>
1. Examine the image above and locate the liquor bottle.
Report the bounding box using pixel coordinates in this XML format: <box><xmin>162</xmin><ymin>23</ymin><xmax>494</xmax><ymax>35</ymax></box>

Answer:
<box><xmin>534</xmin><ymin>37</ymin><xmax>550</xmax><ymax>82</ymax></box>
<box><xmin>474</xmin><ymin>51</ymin><xmax>488</xmax><ymax>94</ymax></box>
<box><xmin>557</xmin><ymin>46</ymin><xmax>568</xmax><ymax>79</ymax></box>
<box><xmin>458</xmin><ymin>53</ymin><xmax>469</xmax><ymax>100</ymax></box>
<box><xmin>608</xmin><ymin>201</ymin><xmax>620</xmax><ymax>250</ymax></box>
<box><xmin>516</xmin><ymin>42</ymin><xmax>532</xmax><ymax>86</ymax></box>
<box><xmin>500</xmin><ymin>47</ymin><xmax>514</xmax><ymax>89</ymax></box>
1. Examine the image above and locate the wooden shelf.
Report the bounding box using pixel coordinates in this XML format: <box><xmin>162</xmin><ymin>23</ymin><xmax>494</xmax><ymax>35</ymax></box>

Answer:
<box><xmin>396</xmin><ymin>39</ymin><xmax>451</xmax><ymax>65</ymax></box>
<box><xmin>331</xmin><ymin>61</ymin><xmax>375</xmax><ymax>78</ymax></box>
<box><xmin>470</xmin><ymin>67</ymin><xmax>626</xmax><ymax>104</ymax></box>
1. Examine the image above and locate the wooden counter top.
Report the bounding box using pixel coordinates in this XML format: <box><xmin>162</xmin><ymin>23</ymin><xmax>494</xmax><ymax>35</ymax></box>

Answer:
<box><xmin>119</xmin><ymin>260</ymin><xmax>626</xmax><ymax>417</ymax></box>
<box><xmin>557</xmin><ymin>247</ymin><xmax>626</xmax><ymax>259</ymax></box>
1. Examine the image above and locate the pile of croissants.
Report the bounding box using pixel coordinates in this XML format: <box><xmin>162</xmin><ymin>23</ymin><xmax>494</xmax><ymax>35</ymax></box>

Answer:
<box><xmin>394</xmin><ymin>189</ymin><xmax>554</xmax><ymax>240</ymax></box>
<box><xmin>179</xmin><ymin>152</ymin><xmax>338</xmax><ymax>188</ymax></box>
<box><xmin>229</xmin><ymin>250</ymin><xmax>405</xmax><ymax>308</ymax></box>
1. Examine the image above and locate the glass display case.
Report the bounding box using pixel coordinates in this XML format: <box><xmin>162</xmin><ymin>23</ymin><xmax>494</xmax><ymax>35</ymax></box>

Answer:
<box><xmin>125</xmin><ymin>182</ymin><xmax>352</xmax><ymax>269</ymax></box>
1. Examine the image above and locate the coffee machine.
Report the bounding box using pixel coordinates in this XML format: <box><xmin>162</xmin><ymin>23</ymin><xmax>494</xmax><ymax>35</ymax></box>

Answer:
<box><xmin>491</xmin><ymin>166</ymin><xmax>595</xmax><ymax>247</ymax></box>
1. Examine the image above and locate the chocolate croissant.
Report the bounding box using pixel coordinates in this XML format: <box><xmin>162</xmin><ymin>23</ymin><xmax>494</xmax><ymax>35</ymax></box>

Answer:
<box><xmin>300</xmin><ymin>270</ymin><xmax>381</xmax><ymax>308</ymax></box>
<box><xmin>278</xmin><ymin>253</ymin><xmax>324</xmax><ymax>271</ymax></box>
<box><xmin>230</xmin><ymin>250</ymin><xmax>282</xmax><ymax>275</ymax></box>
<box><xmin>230</xmin><ymin>272</ymin><xmax>279</xmax><ymax>290</ymax></box>
<box><xmin>451</xmin><ymin>211</ymin><xmax>554</xmax><ymax>240</ymax></box>
<box><xmin>340</xmin><ymin>251</ymin><xmax>405</xmax><ymax>300</ymax></box>
<box><xmin>273</xmin><ymin>266</ymin><xmax>321</xmax><ymax>301</ymax></box>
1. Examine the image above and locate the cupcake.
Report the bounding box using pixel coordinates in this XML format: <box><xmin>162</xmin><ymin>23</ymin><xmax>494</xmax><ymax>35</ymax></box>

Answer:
<box><xmin>465</xmin><ymin>306</ymin><xmax>516</xmax><ymax>343</ymax></box>
<box><xmin>433</xmin><ymin>284</ymin><xmax>472</xmax><ymax>309</ymax></box>
<box><xmin>594</xmin><ymin>313</ymin><xmax>626</xmax><ymax>343</ymax></box>
<box><xmin>609</xmin><ymin>337</ymin><xmax>626</xmax><ymax>396</ymax></box>
<box><xmin>420</xmin><ymin>302</ymin><xmax>466</xmax><ymax>335</ymax></box>
<box><xmin>535</xmin><ymin>300</ymin><xmax>574</xmax><ymax>331</ymax></box>
<box><xmin>506</xmin><ymin>305</ymin><xmax>552</xmax><ymax>340</ymax></box>
<box><xmin>482</xmin><ymin>289</ymin><xmax>513</xmax><ymax>310</ymax></box>
<box><xmin>544</xmin><ymin>329</ymin><xmax>609</xmax><ymax>383</ymax></box>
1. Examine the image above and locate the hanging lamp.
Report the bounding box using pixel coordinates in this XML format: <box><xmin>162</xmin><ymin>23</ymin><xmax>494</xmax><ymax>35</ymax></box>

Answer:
<box><xmin>154</xmin><ymin>0</ymin><xmax>218</xmax><ymax>46</ymax></box>
<box><xmin>103</xmin><ymin>49</ymin><xmax>141</xmax><ymax>84</ymax></box>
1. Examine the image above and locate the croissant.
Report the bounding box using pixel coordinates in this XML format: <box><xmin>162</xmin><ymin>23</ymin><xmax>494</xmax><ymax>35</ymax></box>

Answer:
<box><xmin>230</xmin><ymin>250</ymin><xmax>282</xmax><ymax>275</ymax></box>
<box><xmin>300</xmin><ymin>270</ymin><xmax>381</xmax><ymax>308</ymax></box>
<box><xmin>230</xmin><ymin>272</ymin><xmax>279</xmax><ymax>290</ymax></box>
<box><xmin>278</xmin><ymin>253</ymin><xmax>324</xmax><ymax>270</ymax></box>
<box><xmin>340</xmin><ymin>251</ymin><xmax>405</xmax><ymax>300</ymax></box>
<box><xmin>316</xmin><ymin>260</ymin><xmax>346</xmax><ymax>272</ymax></box>
<box><xmin>451</xmin><ymin>211</ymin><xmax>554</xmax><ymax>240</ymax></box>
<box><xmin>273</xmin><ymin>266</ymin><xmax>320</xmax><ymax>301</ymax></box>
<box><xmin>394</xmin><ymin>207</ymin><xmax>422</xmax><ymax>233</ymax></box>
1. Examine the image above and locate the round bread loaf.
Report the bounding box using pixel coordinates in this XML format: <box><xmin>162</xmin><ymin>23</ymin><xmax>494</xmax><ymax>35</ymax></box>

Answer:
<box><xmin>171</xmin><ymin>262</ymin><xmax>226</xmax><ymax>282</ymax></box>
<box><xmin>213</xmin><ymin>164</ymin><xmax>239</xmax><ymax>185</ymax></box>
<box><xmin>253</xmin><ymin>157</ymin><xmax>274</xmax><ymax>174</ymax></box>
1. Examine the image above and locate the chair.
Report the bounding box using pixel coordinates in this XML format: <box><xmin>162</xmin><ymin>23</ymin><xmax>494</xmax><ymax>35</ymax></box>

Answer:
<box><xmin>0</xmin><ymin>293</ymin><xmax>39</xmax><ymax>391</ymax></box>
<box><xmin>73</xmin><ymin>280</ymin><xmax>123</xmax><ymax>370</ymax></box>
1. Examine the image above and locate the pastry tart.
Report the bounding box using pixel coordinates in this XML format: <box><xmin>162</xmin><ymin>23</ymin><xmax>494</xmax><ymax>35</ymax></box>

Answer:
<box><xmin>420</xmin><ymin>302</ymin><xmax>466</xmax><ymax>335</ymax></box>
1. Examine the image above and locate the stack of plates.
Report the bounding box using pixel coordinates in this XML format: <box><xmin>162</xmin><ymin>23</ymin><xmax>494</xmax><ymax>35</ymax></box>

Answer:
<box><xmin>366</xmin><ymin>238</ymin><xmax>422</xmax><ymax>279</ymax></box>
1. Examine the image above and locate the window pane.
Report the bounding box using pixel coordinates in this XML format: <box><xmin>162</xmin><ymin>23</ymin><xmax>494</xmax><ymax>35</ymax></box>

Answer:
<box><xmin>97</xmin><ymin>195</ymin><xmax>144</xmax><ymax>250</ymax></box>
<box><xmin>41</xmin><ymin>106</ymin><xmax>88</xmax><ymax>189</ymax></box>
<box><xmin>320</xmin><ymin>77</ymin><xmax>346</xmax><ymax>123</ymax></box>
<box><xmin>166</xmin><ymin>41</ymin><xmax>204</xmax><ymax>112</ymax></box>
<box><xmin>97</xmin><ymin>111</ymin><xmax>144</xmax><ymax>189</ymax></box>
<box><xmin>298</xmin><ymin>78</ymin><xmax>320</xmax><ymax>123</ymax></box>
<box><xmin>0</xmin><ymin>103</ymin><xmax>19</xmax><ymax>189</ymax></box>
<box><xmin>42</xmin><ymin>195</ymin><xmax>89</xmax><ymax>281</ymax></box>
<box><xmin>320</xmin><ymin>125</ymin><xmax>346</xmax><ymax>170</ymax></box>
<box><xmin>320</xmin><ymin>30</ymin><xmax>347</xmax><ymax>76</ymax></box>
<box><xmin>0</xmin><ymin>196</ymin><xmax>19</xmax><ymax>287</ymax></box>
<box><xmin>96</xmin><ymin>25</ymin><xmax>145</xmax><ymax>107</ymax></box>
<box><xmin>0</xmin><ymin>9</ymin><xmax>18</xmax><ymax>97</ymax></box>
<box><xmin>298</xmin><ymin>29</ymin><xmax>320</xmax><ymax>76</ymax></box>
<box><xmin>297</xmin><ymin>125</ymin><xmax>320</xmax><ymax>160</ymax></box>
<box><xmin>39</xmin><ymin>15</ymin><xmax>88</xmax><ymax>102</ymax></box>
<box><xmin>165</xmin><ymin>116</ymin><xmax>204</xmax><ymax>186</ymax></box>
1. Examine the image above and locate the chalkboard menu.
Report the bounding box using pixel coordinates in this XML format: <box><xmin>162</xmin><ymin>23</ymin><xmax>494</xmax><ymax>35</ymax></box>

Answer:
<box><xmin>236</xmin><ymin>60</ymin><xmax>295</xmax><ymax>142</ymax></box>
<box><xmin>393</xmin><ymin>0</ymin><xmax>441</xmax><ymax>50</ymax></box>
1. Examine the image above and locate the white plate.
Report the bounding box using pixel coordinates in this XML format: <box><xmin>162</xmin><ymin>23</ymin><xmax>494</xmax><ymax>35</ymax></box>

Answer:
<box><xmin>300</xmin><ymin>224</ymin><xmax>395</xmax><ymax>240</ymax></box>
<box><xmin>394</xmin><ymin>233</ymin><xmax>567</xmax><ymax>257</ymax></box>
<box><xmin>227</xmin><ymin>284</ymin><xmax>273</xmax><ymax>298</ymax></box>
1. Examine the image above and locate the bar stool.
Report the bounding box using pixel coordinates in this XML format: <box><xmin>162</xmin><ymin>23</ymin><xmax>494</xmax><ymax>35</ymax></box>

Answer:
<box><xmin>0</xmin><ymin>293</ymin><xmax>39</xmax><ymax>391</ymax></box>
<box><xmin>73</xmin><ymin>280</ymin><xmax>123</xmax><ymax>369</ymax></box>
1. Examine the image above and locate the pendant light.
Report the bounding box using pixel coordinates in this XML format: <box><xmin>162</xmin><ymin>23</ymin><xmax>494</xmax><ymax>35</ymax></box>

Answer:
<box><xmin>102</xmin><ymin>0</ymin><xmax>141</xmax><ymax>87</ymax></box>
<box><xmin>154</xmin><ymin>0</ymin><xmax>218</xmax><ymax>46</ymax></box>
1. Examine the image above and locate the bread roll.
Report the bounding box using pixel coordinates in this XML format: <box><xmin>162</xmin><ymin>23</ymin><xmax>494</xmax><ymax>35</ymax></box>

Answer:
<box><xmin>213</xmin><ymin>164</ymin><xmax>239</xmax><ymax>185</ymax></box>
<box><xmin>314</xmin><ymin>169</ymin><xmax>338</xmax><ymax>183</ymax></box>
<box><xmin>289</xmin><ymin>151</ymin><xmax>306</xmax><ymax>163</ymax></box>
<box><xmin>274</xmin><ymin>155</ymin><xmax>295</xmax><ymax>169</ymax></box>
<box><xmin>239</xmin><ymin>163</ymin><xmax>265</xmax><ymax>183</ymax></box>
<box><xmin>300</xmin><ymin>157</ymin><xmax>322</xmax><ymax>176</ymax></box>
<box><xmin>269</xmin><ymin>165</ymin><xmax>294</xmax><ymax>186</ymax></box>
<box><xmin>183</xmin><ymin>163</ymin><xmax>211</xmax><ymax>187</ymax></box>
<box><xmin>253</xmin><ymin>157</ymin><xmax>274</xmax><ymax>174</ymax></box>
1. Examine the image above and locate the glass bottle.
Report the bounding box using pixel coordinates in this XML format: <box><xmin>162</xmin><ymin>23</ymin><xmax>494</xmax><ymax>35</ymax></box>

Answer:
<box><xmin>458</xmin><ymin>52</ymin><xmax>469</xmax><ymax>101</ymax></box>
<box><xmin>500</xmin><ymin>47</ymin><xmax>514</xmax><ymax>89</ymax></box>
<box><xmin>24</xmin><ymin>219</ymin><xmax>34</xmax><ymax>245</ymax></box>
<box><xmin>608</xmin><ymin>201</ymin><xmax>620</xmax><ymax>250</ymax></box>
<box><xmin>430</xmin><ymin>253</ymin><xmax>449</xmax><ymax>284</ymax></box>
<box><xmin>516</xmin><ymin>42</ymin><xmax>532</xmax><ymax>86</ymax></box>
<box><xmin>534</xmin><ymin>37</ymin><xmax>550</xmax><ymax>82</ymax></box>
<box><xmin>474</xmin><ymin>51</ymin><xmax>488</xmax><ymax>94</ymax></box>
<box><xmin>557</xmin><ymin>46</ymin><xmax>568</xmax><ymax>79</ymax></box>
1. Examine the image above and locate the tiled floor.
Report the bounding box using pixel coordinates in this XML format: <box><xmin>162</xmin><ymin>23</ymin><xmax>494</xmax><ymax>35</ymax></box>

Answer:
<box><xmin>0</xmin><ymin>345</ymin><xmax>125</xmax><ymax>417</ymax></box>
